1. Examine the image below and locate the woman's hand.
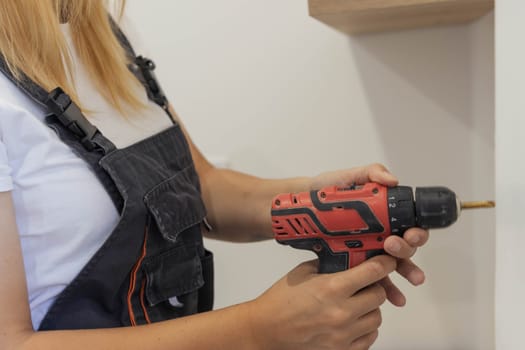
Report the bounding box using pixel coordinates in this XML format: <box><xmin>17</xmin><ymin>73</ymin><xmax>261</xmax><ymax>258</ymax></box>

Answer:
<box><xmin>309</xmin><ymin>163</ymin><xmax>429</xmax><ymax>307</ymax></box>
<box><xmin>248</xmin><ymin>255</ymin><xmax>397</xmax><ymax>350</ymax></box>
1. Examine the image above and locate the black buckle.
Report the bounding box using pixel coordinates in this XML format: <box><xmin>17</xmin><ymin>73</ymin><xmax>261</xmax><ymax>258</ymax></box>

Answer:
<box><xmin>46</xmin><ymin>88</ymin><xmax>99</xmax><ymax>151</ymax></box>
<box><xmin>134</xmin><ymin>56</ymin><xmax>167</xmax><ymax>107</ymax></box>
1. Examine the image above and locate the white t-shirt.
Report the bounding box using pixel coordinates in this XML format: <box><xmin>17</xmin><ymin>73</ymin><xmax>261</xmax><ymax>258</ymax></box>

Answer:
<box><xmin>0</xmin><ymin>22</ymin><xmax>172</xmax><ymax>330</ymax></box>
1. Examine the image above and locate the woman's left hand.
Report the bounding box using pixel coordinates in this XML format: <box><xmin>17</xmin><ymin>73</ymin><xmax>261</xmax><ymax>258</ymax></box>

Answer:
<box><xmin>310</xmin><ymin>163</ymin><xmax>429</xmax><ymax>307</ymax></box>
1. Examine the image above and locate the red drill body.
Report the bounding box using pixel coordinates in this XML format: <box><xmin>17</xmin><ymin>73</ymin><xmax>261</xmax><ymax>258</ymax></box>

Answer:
<box><xmin>271</xmin><ymin>183</ymin><xmax>459</xmax><ymax>273</ymax></box>
<box><xmin>272</xmin><ymin>183</ymin><xmax>393</xmax><ymax>272</ymax></box>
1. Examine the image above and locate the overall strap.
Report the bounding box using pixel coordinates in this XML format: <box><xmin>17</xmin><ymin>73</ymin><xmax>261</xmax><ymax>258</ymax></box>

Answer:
<box><xmin>0</xmin><ymin>56</ymin><xmax>122</xmax><ymax>210</ymax></box>
<box><xmin>109</xmin><ymin>17</ymin><xmax>177</xmax><ymax>124</ymax></box>
<box><xmin>0</xmin><ymin>56</ymin><xmax>116</xmax><ymax>155</ymax></box>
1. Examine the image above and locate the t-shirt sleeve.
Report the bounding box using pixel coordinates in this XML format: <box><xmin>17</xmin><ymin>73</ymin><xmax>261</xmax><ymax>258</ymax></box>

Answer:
<box><xmin>0</xmin><ymin>94</ymin><xmax>14</xmax><ymax>192</ymax></box>
<box><xmin>0</xmin><ymin>139</ymin><xmax>13</xmax><ymax>192</ymax></box>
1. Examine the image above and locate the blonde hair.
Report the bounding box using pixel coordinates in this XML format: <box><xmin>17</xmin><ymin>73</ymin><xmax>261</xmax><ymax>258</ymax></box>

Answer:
<box><xmin>0</xmin><ymin>0</ymin><xmax>144</xmax><ymax>113</ymax></box>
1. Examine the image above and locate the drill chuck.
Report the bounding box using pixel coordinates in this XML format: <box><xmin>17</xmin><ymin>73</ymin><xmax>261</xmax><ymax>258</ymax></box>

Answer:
<box><xmin>386</xmin><ymin>186</ymin><xmax>460</xmax><ymax>231</ymax></box>
<box><xmin>414</xmin><ymin>187</ymin><xmax>460</xmax><ymax>229</ymax></box>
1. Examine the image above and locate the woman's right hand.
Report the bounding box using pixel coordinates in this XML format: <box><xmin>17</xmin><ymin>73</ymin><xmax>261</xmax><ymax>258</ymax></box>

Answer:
<box><xmin>246</xmin><ymin>255</ymin><xmax>397</xmax><ymax>350</ymax></box>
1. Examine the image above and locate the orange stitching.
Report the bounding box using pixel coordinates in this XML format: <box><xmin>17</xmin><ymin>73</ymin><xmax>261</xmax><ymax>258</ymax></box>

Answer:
<box><xmin>127</xmin><ymin>220</ymin><xmax>149</xmax><ymax>326</ymax></box>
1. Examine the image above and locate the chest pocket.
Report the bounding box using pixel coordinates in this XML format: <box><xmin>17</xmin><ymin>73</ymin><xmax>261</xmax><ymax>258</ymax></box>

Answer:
<box><xmin>144</xmin><ymin>164</ymin><xmax>206</xmax><ymax>243</ymax></box>
<box><xmin>140</xmin><ymin>164</ymin><xmax>212</xmax><ymax>320</ymax></box>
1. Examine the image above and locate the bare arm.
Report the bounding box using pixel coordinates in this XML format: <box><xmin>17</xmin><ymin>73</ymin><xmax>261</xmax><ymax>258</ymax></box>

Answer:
<box><xmin>199</xmin><ymin>169</ymin><xmax>310</xmax><ymax>242</ymax></box>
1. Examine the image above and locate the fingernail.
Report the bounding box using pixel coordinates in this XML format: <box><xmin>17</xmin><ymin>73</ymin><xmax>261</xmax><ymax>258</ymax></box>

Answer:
<box><xmin>410</xmin><ymin>236</ymin><xmax>420</xmax><ymax>245</ymax></box>
<box><xmin>389</xmin><ymin>241</ymin><xmax>401</xmax><ymax>253</ymax></box>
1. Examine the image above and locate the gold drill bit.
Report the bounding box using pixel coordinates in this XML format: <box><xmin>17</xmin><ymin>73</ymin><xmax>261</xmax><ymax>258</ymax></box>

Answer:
<box><xmin>461</xmin><ymin>201</ymin><xmax>496</xmax><ymax>210</ymax></box>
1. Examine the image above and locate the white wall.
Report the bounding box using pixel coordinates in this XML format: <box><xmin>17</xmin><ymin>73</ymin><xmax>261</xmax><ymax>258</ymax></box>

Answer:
<box><xmin>127</xmin><ymin>1</ymin><xmax>495</xmax><ymax>349</ymax></box>
<box><xmin>495</xmin><ymin>2</ymin><xmax>525</xmax><ymax>350</ymax></box>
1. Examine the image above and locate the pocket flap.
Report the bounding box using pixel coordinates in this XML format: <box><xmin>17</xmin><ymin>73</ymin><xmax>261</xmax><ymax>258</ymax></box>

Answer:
<box><xmin>143</xmin><ymin>245</ymin><xmax>204</xmax><ymax>307</ymax></box>
<box><xmin>144</xmin><ymin>165</ymin><xmax>206</xmax><ymax>242</ymax></box>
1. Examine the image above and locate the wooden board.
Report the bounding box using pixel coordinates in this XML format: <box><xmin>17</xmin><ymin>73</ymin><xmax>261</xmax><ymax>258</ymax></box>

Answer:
<box><xmin>308</xmin><ymin>0</ymin><xmax>494</xmax><ymax>34</ymax></box>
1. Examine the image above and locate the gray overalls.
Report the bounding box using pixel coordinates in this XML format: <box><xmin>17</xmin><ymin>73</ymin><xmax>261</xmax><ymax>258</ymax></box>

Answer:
<box><xmin>0</xmin><ymin>21</ymin><xmax>214</xmax><ymax>330</ymax></box>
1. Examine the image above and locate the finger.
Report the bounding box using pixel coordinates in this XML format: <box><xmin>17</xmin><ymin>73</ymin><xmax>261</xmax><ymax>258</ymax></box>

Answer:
<box><xmin>378</xmin><ymin>276</ymin><xmax>406</xmax><ymax>307</ymax></box>
<box><xmin>346</xmin><ymin>163</ymin><xmax>398</xmax><ymax>187</ymax></box>
<box><xmin>335</xmin><ymin>255</ymin><xmax>397</xmax><ymax>296</ymax></box>
<box><xmin>350</xmin><ymin>330</ymin><xmax>379</xmax><ymax>350</ymax></box>
<box><xmin>403</xmin><ymin>227</ymin><xmax>429</xmax><ymax>247</ymax></box>
<box><xmin>397</xmin><ymin>259</ymin><xmax>425</xmax><ymax>286</ymax></box>
<box><xmin>345</xmin><ymin>283</ymin><xmax>387</xmax><ymax>319</ymax></box>
<box><xmin>383</xmin><ymin>235</ymin><xmax>417</xmax><ymax>259</ymax></box>
<box><xmin>366</xmin><ymin>163</ymin><xmax>399</xmax><ymax>187</ymax></box>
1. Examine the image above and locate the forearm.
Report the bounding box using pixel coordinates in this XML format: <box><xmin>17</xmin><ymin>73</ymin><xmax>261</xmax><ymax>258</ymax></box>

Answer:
<box><xmin>200</xmin><ymin>168</ymin><xmax>311</xmax><ymax>242</ymax></box>
<box><xmin>19</xmin><ymin>303</ymin><xmax>258</xmax><ymax>350</ymax></box>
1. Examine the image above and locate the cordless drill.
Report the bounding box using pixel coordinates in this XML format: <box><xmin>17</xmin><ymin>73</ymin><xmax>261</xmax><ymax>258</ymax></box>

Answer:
<box><xmin>271</xmin><ymin>183</ymin><xmax>494</xmax><ymax>273</ymax></box>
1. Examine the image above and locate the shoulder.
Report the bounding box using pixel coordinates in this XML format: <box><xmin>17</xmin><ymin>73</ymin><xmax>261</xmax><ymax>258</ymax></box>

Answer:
<box><xmin>0</xmin><ymin>73</ymin><xmax>48</xmax><ymax>145</ymax></box>
<box><xmin>0</xmin><ymin>73</ymin><xmax>46</xmax><ymax>120</ymax></box>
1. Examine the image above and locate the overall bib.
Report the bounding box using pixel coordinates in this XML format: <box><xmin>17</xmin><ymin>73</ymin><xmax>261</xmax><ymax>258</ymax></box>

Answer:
<box><xmin>0</xmin><ymin>22</ymin><xmax>214</xmax><ymax>330</ymax></box>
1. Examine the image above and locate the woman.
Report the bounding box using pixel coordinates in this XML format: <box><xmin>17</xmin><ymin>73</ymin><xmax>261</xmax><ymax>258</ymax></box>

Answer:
<box><xmin>0</xmin><ymin>1</ymin><xmax>428</xmax><ymax>349</ymax></box>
